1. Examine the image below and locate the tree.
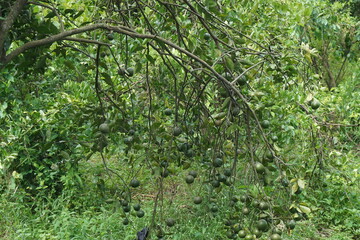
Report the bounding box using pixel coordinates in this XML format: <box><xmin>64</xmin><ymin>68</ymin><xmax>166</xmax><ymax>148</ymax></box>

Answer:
<box><xmin>1</xmin><ymin>0</ymin><xmax>359</xmax><ymax>238</ymax></box>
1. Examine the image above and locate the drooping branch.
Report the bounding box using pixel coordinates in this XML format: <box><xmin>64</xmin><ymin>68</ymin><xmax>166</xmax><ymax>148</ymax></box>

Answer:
<box><xmin>2</xmin><ymin>23</ymin><xmax>110</xmax><ymax>66</ymax></box>
<box><xmin>182</xmin><ymin>0</ymin><xmax>228</xmax><ymax>48</ymax></box>
<box><xmin>1</xmin><ymin>21</ymin><xmax>270</xmax><ymax>144</ymax></box>
<box><xmin>0</xmin><ymin>0</ymin><xmax>28</xmax><ymax>61</ymax></box>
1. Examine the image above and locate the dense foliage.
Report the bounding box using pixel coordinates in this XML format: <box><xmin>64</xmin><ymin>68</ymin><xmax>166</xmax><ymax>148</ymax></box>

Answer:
<box><xmin>1</xmin><ymin>0</ymin><xmax>359</xmax><ymax>239</ymax></box>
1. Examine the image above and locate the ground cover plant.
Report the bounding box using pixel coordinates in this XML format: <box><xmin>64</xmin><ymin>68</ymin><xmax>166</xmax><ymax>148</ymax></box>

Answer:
<box><xmin>0</xmin><ymin>0</ymin><xmax>359</xmax><ymax>239</ymax></box>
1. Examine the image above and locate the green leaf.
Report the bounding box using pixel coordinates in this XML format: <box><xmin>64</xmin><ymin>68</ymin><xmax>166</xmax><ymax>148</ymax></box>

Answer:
<box><xmin>291</xmin><ymin>182</ymin><xmax>299</xmax><ymax>195</ymax></box>
<box><xmin>146</xmin><ymin>54</ymin><xmax>155</xmax><ymax>64</ymax></box>
<box><xmin>101</xmin><ymin>73</ymin><xmax>113</xmax><ymax>86</ymax></box>
<box><xmin>64</xmin><ymin>9</ymin><xmax>76</xmax><ymax>15</ymax></box>
<box><xmin>297</xmin><ymin>179</ymin><xmax>306</xmax><ymax>189</ymax></box>
<box><xmin>211</xmin><ymin>112</ymin><xmax>227</xmax><ymax>120</ymax></box>
<box><xmin>299</xmin><ymin>204</ymin><xmax>311</xmax><ymax>214</ymax></box>
<box><xmin>0</xmin><ymin>102</ymin><xmax>8</xmax><ymax>119</ymax></box>
<box><xmin>224</xmin><ymin>56</ymin><xmax>234</xmax><ymax>71</ymax></box>
<box><xmin>304</xmin><ymin>7</ymin><xmax>313</xmax><ymax>17</ymax></box>
<box><xmin>135</xmin><ymin>61</ymin><xmax>142</xmax><ymax>72</ymax></box>
<box><xmin>239</xmin><ymin>59</ymin><xmax>254</xmax><ymax>66</ymax></box>
<box><xmin>73</xmin><ymin>9</ymin><xmax>84</xmax><ymax>19</ymax></box>
<box><xmin>44</xmin><ymin>12</ymin><xmax>56</xmax><ymax>18</ymax></box>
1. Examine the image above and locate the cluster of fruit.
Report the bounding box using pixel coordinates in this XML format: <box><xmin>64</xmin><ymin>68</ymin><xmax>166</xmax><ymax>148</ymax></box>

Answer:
<box><xmin>121</xmin><ymin>200</ymin><xmax>145</xmax><ymax>225</ymax></box>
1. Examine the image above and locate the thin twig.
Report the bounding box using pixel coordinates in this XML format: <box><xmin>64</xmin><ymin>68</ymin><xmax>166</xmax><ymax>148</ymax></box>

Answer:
<box><xmin>64</xmin><ymin>37</ymin><xmax>111</xmax><ymax>46</ymax></box>
<box><xmin>28</xmin><ymin>1</ymin><xmax>64</xmax><ymax>32</ymax></box>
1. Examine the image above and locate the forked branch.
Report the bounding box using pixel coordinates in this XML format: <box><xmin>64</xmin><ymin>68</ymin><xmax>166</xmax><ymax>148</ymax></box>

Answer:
<box><xmin>0</xmin><ymin>0</ymin><xmax>28</xmax><ymax>61</ymax></box>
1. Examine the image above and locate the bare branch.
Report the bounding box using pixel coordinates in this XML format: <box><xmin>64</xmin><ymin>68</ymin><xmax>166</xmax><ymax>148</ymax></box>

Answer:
<box><xmin>64</xmin><ymin>37</ymin><xmax>111</xmax><ymax>46</ymax></box>
<box><xmin>182</xmin><ymin>0</ymin><xmax>230</xmax><ymax>48</ymax></box>
<box><xmin>231</xmin><ymin>61</ymin><xmax>265</xmax><ymax>85</ymax></box>
<box><xmin>60</xmin><ymin>43</ymin><xmax>95</xmax><ymax>60</ymax></box>
<box><xmin>3</xmin><ymin>23</ymin><xmax>110</xmax><ymax>66</ymax></box>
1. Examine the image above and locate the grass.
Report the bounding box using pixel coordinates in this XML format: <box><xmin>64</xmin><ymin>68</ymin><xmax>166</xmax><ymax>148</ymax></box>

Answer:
<box><xmin>0</xmin><ymin>175</ymin><xmax>357</xmax><ymax>240</ymax></box>
<box><xmin>0</xmin><ymin>196</ymin><xmax>356</xmax><ymax>240</ymax></box>
<box><xmin>1</xmin><ymin>151</ymin><xmax>358</xmax><ymax>240</ymax></box>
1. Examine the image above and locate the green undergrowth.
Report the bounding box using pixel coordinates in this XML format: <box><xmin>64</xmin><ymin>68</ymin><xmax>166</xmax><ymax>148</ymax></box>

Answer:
<box><xmin>0</xmin><ymin>194</ymin><xmax>356</xmax><ymax>240</ymax></box>
<box><xmin>1</xmin><ymin>153</ymin><xmax>358</xmax><ymax>240</ymax></box>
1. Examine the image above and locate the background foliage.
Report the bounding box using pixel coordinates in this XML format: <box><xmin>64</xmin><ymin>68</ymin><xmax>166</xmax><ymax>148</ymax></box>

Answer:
<box><xmin>0</xmin><ymin>0</ymin><xmax>359</xmax><ymax>239</ymax></box>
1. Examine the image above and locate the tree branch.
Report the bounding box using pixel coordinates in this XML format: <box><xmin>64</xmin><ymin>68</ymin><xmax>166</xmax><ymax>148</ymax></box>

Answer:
<box><xmin>1</xmin><ymin>19</ymin><xmax>275</xmax><ymax>164</ymax></box>
<box><xmin>3</xmin><ymin>23</ymin><xmax>110</xmax><ymax>66</ymax></box>
<box><xmin>1</xmin><ymin>21</ymin><xmax>263</xmax><ymax>127</ymax></box>
<box><xmin>60</xmin><ymin>43</ymin><xmax>95</xmax><ymax>60</ymax></box>
<box><xmin>28</xmin><ymin>1</ymin><xmax>64</xmax><ymax>32</ymax></box>
<box><xmin>63</xmin><ymin>37</ymin><xmax>111</xmax><ymax>46</ymax></box>
<box><xmin>0</xmin><ymin>0</ymin><xmax>28</xmax><ymax>61</ymax></box>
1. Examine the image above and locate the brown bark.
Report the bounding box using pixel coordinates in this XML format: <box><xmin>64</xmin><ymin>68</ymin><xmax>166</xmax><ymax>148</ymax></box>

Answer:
<box><xmin>0</xmin><ymin>0</ymin><xmax>28</xmax><ymax>62</ymax></box>
<box><xmin>323</xmin><ymin>55</ymin><xmax>336</xmax><ymax>90</ymax></box>
<box><xmin>2</xmin><ymin>23</ymin><xmax>112</xmax><ymax>66</ymax></box>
